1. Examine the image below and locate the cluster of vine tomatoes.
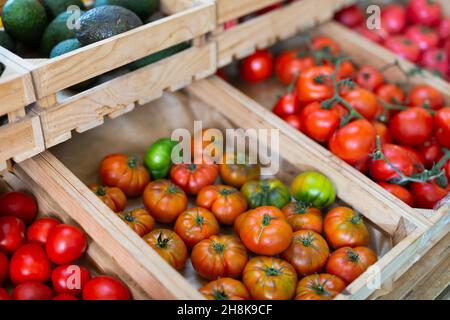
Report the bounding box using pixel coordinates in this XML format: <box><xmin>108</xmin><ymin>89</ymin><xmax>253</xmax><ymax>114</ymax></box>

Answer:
<box><xmin>336</xmin><ymin>0</ymin><xmax>450</xmax><ymax>80</ymax></box>
<box><xmin>94</xmin><ymin>136</ymin><xmax>377</xmax><ymax>300</ymax></box>
<box><xmin>237</xmin><ymin>33</ymin><xmax>449</xmax><ymax>209</ymax></box>
<box><xmin>0</xmin><ymin>191</ymin><xmax>130</xmax><ymax>300</ymax></box>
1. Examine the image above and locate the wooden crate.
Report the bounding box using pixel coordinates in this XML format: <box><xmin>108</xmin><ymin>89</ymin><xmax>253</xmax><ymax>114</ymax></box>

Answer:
<box><xmin>0</xmin><ymin>0</ymin><xmax>216</xmax><ymax>149</ymax></box>
<box><xmin>0</xmin><ymin>47</ymin><xmax>43</xmax><ymax>170</ymax></box>
<box><xmin>12</xmin><ymin>90</ymin><xmax>448</xmax><ymax>300</ymax></box>
<box><xmin>213</xmin><ymin>0</ymin><xmax>356</xmax><ymax>68</ymax></box>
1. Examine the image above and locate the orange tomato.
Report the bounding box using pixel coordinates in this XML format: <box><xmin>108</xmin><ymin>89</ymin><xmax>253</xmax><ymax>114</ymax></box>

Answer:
<box><xmin>295</xmin><ymin>274</ymin><xmax>346</xmax><ymax>300</ymax></box>
<box><xmin>118</xmin><ymin>208</ymin><xmax>155</xmax><ymax>237</ymax></box>
<box><xmin>281</xmin><ymin>202</ymin><xmax>323</xmax><ymax>233</ymax></box>
<box><xmin>89</xmin><ymin>184</ymin><xmax>126</xmax><ymax>213</ymax></box>
<box><xmin>174</xmin><ymin>207</ymin><xmax>219</xmax><ymax>248</ymax></box>
<box><xmin>199</xmin><ymin>278</ymin><xmax>250</xmax><ymax>300</ymax></box>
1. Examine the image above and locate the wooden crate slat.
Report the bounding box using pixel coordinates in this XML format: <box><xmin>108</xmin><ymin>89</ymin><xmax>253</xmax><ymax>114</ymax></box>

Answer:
<box><xmin>216</xmin><ymin>0</ymin><xmax>282</xmax><ymax>24</ymax></box>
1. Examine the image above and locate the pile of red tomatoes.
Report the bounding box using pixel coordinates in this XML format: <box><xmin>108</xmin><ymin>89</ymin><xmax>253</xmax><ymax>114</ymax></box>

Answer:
<box><xmin>336</xmin><ymin>0</ymin><xmax>450</xmax><ymax>80</ymax></box>
<box><xmin>0</xmin><ymin>190</ymin><xmax>131</xmax><ymax>300</ymax></box>
<box><xmin>236</xmin><ymin>34</ymin><xmax>449</xmax><ymax>209</ymax></box>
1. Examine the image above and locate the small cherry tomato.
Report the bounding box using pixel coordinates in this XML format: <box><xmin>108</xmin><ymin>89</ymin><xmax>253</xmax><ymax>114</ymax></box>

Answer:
<box><xmin>406</xmin><ymin>0</ymin><xmax>442</xmax><ymax>27</ymax></box>
<box><xmin>272</xmin><ymin>90</ymin><xmax>301</xmax><ymax>118</ymax></box>
<box><xmin>27</xmin><ymin>217</ymin><xmax>61</xmax><ymax>246</ymax></box>
<box><xmin>275</xmin><ymin>51</ymin><xmax>315</xmax><ymax>85</ymax></box>
<box><xmin>420</xmin><ymin>48</ymin><xmax>449</xmax><ymax>76</ymax></box>
<box><xmin>240</xmin><ymin>50</ymin><xmax>274</xmax><ymax>83</ymax></box>
<box><xmin>384</xmin><ymin>36</ymin><xmax>421</xmax><ymax>62</ymax></box>
<box><xmin>376</xmin><ymin>83</ymin><xmax>405</xmax><ymax>104</ymax></box>
<box><xmin>343</xmin><ymin>88</ymin><xmax>379</xmax><ymax>120</ymax></box>
<box><xmin>418</xmin><ymin>139</ymin><xmax>444</xmax><ymax>169</ymax></box>
<box><xmin>297</xmin><ymin>65</ymin><xmax>334</xmax><ymax>104</ymax></box>
<box><xmin>389</xmin><ymin>107</ymin><xmax>434</xmax><ymax>147</ymax></box>
<box><xmin>438</xmin><ymin>17</ymin><xmax>450</xmax><ymax>39</ymax></box>
<box><xmin>368</xmin><ymin>144</ymin><xmax>414</xmax><ymax>182</ymax></box>
<box><xmin>373</xmin><ymin>121</ymin><xmax>392</xmax><ymax>145</ymax></box>
<box><xmin>355</xmin><ymin>65</ymin><xmax>384</xmax><ymax>91</ymax></box>
<box><xmin>434</xmin><ymin>107</ymin><xmax>450</xmax><ymax>148</ymax></box>
<box><xmin>46</xmin><ymin>224</ymin><xmax>87</xmax><ymax>265</ymax></box>
<box><xmin>13</xmin><ymin>282</ymin><xmax>54</xmax><ymax>300</ymax></box>
<box><xmin>410</xmin><ymin>182</ymin><xmax>449</xmax><ymax>209</ymax></box>
<box><xmin>82</xmin><ymin>276</ymin><xmax>131</xmax><ymax>300</ymax></box>
<box><xmin>335</xmin><ymin>5</ymin><xmax>364</xmax><ymax>27</ymax></box>
<box><xmin>0</xmin><ymin>251</ymin><xmax>8</xmax><ymax>286</ymax></box>
<box><xmin>405</xmin><ymin>25</ymin><xmax>439</xmax><ymax>51</ymax></box>
<box><xmin>0</xmin><ymin>191</ymin><xmax>37</xmax><ymax>224</ymax></box>
<box><xmin>381</xmin><ymin>4</ymin><xmax>407</xmax><ymax>34</ymax></box>
<box><xmin>408</xmin><ymin>84</ymin><xmax>444</xmax><ymax>110</ymax></box>
<box><xmin>53</xmin><ymin>293</ymin><xmax>79</xmax><ymax>300</ymax></box>
<box><xmin>9</xmin><ymin>243</ymin><xmax>52</xmax><ymax>285</ymax></box>
<box><xmin>283</xmin><ymin>114</ymin><xmax>302</xmax><ymax>130</ymax></box>
<box><xmin>378</xmin><ymin>182</ymin><xmax>414</xmax><ymax>207</ymax></box>
<box><xmin>0</xmin><ymin>216</ymin><xmax>26</xmax><ymax>255</ymax></box>
<box><xmin>300</xmin><ymin>102</ymin><xmax>341</xmax><ymax>143</ymax></box>
<box><xmin>312</xmin><ymin>36</ymin><xmax>341</xmax><ymax>55</ymax></box>
<box><xmin>51</xmin><ymin>264</ymin><xmax>91</xmax><ymax>296</ymax></box>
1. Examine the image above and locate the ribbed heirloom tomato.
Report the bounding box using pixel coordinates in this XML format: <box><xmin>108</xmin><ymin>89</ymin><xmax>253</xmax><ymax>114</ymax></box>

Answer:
<box><xmin>9</xmin><ymin>243</ymin><xmax>52</xmax><ymax>285</ymax></box>
<box><xmin>241</xmin><ymin>179</ymin><xmax>291</xmax><ymax>209</ymax></box>
<box><xmin>100</xmin><ymin>154</ymin><xmax>150</xmax><ymax>197</ymax></box>
<box><xmin>237</xmin><ymin>206</ymin><xmax>292</xmax><ymax>255</ymax></box>
<box><xmin>326</xmin><ymin>246</ymin><xmax>377</xmax><ymax>284</ymax></box>
<box><xmin>243</xmin><ymin>256</ymin><xmax>297</xmax><ymax>300</ymax></box>
<box><xmin>191</xmin><ymin>235</ymin><xmax>248</xmax><ymax>280</ymax></box>
<box><xmin>46</xmin><ymin>224</ymin><xmax>87</xmax><ymax>265</ymax></box>
<box><xmin>199</xmin><ymin>278</ymin><xmax>250</xmax><ymax>300</ymax></box>
<box><xmin>90</xmin><ymin>184</ymin><xmax>127</xmax><ymax>213</ymax></box>
<box><xmin>143</xmin><ymin>179</ymin><xmax>187</xmax><ymax>224</ymax></box>
<box><xmin>174</xmin><ymin>207</ymin><xmax>219</xmax><ymax>248</ymax></box>
<box><xmin>291</xmin><ymin>172</ymin><xmax>336</xmax><ymax>209</ymax></box>
<box><xmin>196</xmin><ymin>185</ymin><xmax>247</xmax><ymax>225</ymax></box>
<box><xmin>282</xmin><ymin>202</ymin><xmax>323</xmax><ymax>233</ymax></box>
<box><xmin>300</xmin><ymin>102</ymin><xmax>341</xmax><ymax>143</ymax></box>
<box><xmin>281</xmin><ymin>230</ymin><xmax>330</xmax><ymax>276</ymax></box>
<box><xmin>118</xmin><ymin>208</ymin><xmax>155</xmax><ymax>237</ymax></box>
<box><xmin>143</xmin><ymin>229</ymin><xmax>188</xmax><ymax>270</ymax></box>
<box><xmin>295</xmin><ymin>273</ymin><xmax>346</xmax><ymax>300</ymax></box>
<box><xmin>297</xmin><ymin>65</ymin><xmax>334</xmax><ymax>104</ymax></box>
<box><xmin>324</xmin><ymin>207</ymin><xmax>369</xmax><ymax>249</ymax></box>
<box><xmin>389</xmin><ymin>107</ymin><xmax>434</xmax><ymax>147</ymax></box>
<box><xmin>368</xmin><ymin>144</ymin><xmax>415</xmax><ymax>182</ymax></box>
<box><xmin>170</xmin><ymin>163</ymin><xmax>219</xmax><ymax>195</ymax></box>
<box><xmin>27</xmin><ymin>217</ymin><xmax>60</xmax><ymax>246</ymax></box>
<box><xmin>219</xmin><ymin>152</ymin><xmax>261</xmax><ymax>188</ymax></box>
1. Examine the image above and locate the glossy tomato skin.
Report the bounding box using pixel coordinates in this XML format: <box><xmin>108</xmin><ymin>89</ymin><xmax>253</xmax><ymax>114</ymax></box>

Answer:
<box><xmin>51</xmin><ymin>264</ymin><xmax>91</xmax><ymax>296</ymax></box>
<box><xmin>290</xmin><ymin>172</ymin><xmax>336</xmax><ymax>208</ymax></box>
<box><xmin>378</xmin><ymin>182</ymin><xmax>414</xmax><ymax>207</ymax></box>
<box><xmin>324</xmin><ymin>207</ymin><xmax>369</xmax><ymax>249</ymax></box>
<box><xmin>406</xmin><ymin>0</ymin><xmax>442</xmax><ymax>26</ymax></box>
<box><xmin>241</xmin><ymin>179</ymin><xmax>291</xmax><ymax>209</ymax></box>
<box><xmin>329</xmin><ymin>119</ymin><xmax>377</xmax><ymax>165</ymax></box>
<box><xmin>297</xmin><ymin>65</ymin><xmax>334</xmax><ymax>104</ymax></box>
<box><xmin>272</xmin><ymin>92</ymin><xmax>301</xmax><ymax>118</ymax></box>
<box><xmin>435</xmin><ymin>107</ymin><xmax>450</xmax><ymax>148</ymax></box>
<box><xmin>311</xmin><ymin>36</ymin><xmax>341</xmax><ymax>55</ymax></box>
<box><xmin>400</xmin><ymin>146</ymin><xmax>426</xmax><ymax>171</ymax></box>
<box><xmin>27</xmin><ymin>217</ymin><xmax>60</xmax><ymax>246</ymax></box>
<box><xmin>355</xmin><ymin>66</ymin><xmax>384</xmax><ymax>91</ymax></box>
<box><xmin>281</xmin><ymin>230</ymin><xmax>329</xmax><ymax>276</ymax></box>
<box><xmin>355</xmin><ymin>23</ymin><xmax>384</xmax><ymax>43</ymax></box>
<box><xmin>410</xmin><ymin>182</ymin><xmax>449</xmax><ymax>209</ymax></box>
<box><xmin>46</xmin><ymin>224</ymin><xmax>87</xmax><ymax>265</ymax></box>
<box><xmin>295</xmin><ymin>273</ymin><xmax>346</xmax><ymax>300</ymax></box>
<box><xmin>300</xmin><ymin>102</ymin><xmax>341</xmax><ymax>143</ymax></box>
<box><xmin>191</xmin><ymin>235</ymin><xmax>248</xmax><ymax>280</ymax></box>
<box><xmin>100</xmin><ymin>154</ymin><xmax>150</xmax><ymax>197</ymax></box>
<box><xmin>144</xmin><ymin>138</ymin><xmax>178</xmax><ymax>180</ymax></box>
<box><xmin>243</xmin><ymin>256</ymin><xmax>297</xmax><ymax>300</ymax></box>
<box><xmin>199</xmin><ymin>278</ymin><xmax>250</xmax><ymax>300</ymax></box>
<box><xmin>384</xmin><ymin>36</ymin><xmax>421</xmax><ymax>62</ymax></box>
<box><xmin>89</xmin><ymin>184</ymin><xmax>126</xmax><ymax>213</ymax></box>
<box><xmin>368</xmin><ymin>144</ymin><xmax>415</xmax><ymax>182</ymax></box>
<box><xmin>13</xmin><ymin>282</ymin><xmax>54</xmax><ymax>300</ymax></box>
<box><xmin>0</xmin><ymin>216</ymin><xmax>26</xmax><ymax>255</ymax></box>
<box><xmin>0</xmin><ymin>251</ymin><xmax>8</xmax><ymax>286</ymax></box>
<box><xmin>0</xmin><ymin>191</ymin><xmax>37</xmax><ymax>224</ymax></box>
<box><xmin>405</xmin><ymin>25</ymin><xmax>439</xmax><ymax>51</ymax></box>
<box><xmin>418</xmin><ymin>139</ymin><xmax>444</xmax><ymax>169</ymax></box>
<box><xmin>380</xmin><ymin>4</ymin><xmax>407</xmax><ymax>34</ymax></box>
<box><xmin>82</xmin><ymin>276</ymin><xmax>131</xmax><ymax>300</ymax></box>
<box><xmin>0</xmin><ymin>288</ymin><xmax>11</xmax><ymax>300</ymax></box>
<box><xmin>219</xmin><ymin>153</ymin><xmax>261</xmax><ymax>188</ymax></box>
<box><xmin>143</xmin><ymin>229</ymin><xmax>187</xmax><ymax>270</ymax></box>
<box><xmin>389</xmin><ymin>107</ymin><xmax>434</xmax><ymax>147</ymax></box>
<box><xmin>376</xmin><ymin>83</ymin><xmax>405</xmax><ymax>104</ymax></box>
<box><xmin>170</xmin><ymin>164</ymin><xmax>219</xmax><ymax>195</ymax></box>
<box><xmin>174</xmin><ymin>207</ymin><xmax>219</xmax><ymax>249</ymax></box>
<box><xmin>240</xmin><ymin>50</ymin><xmax>273</xmax><ymax>83</ymax></box>
<box><xmin>335</xmin><ymin>5</ymin><xmax>364</xmax><ymax>27</ymax></box>
<box><xmin>196</xmin><ymin>185</ymin><xmax>247</xmax><ymax>225</ymax></box>
<box><xmin>190</xmin><ymin>128</ymin><xmax>224</xmax><ymax>164</ymax></box>
<box><xmin>409</xmin><ymin>84</ymin><xmax>444</xmax><ymax>110</ymax></box>
<box><xmin>118</xmin><ymin>208</ymin><xmax>155</xmax><ymax>237</ymax></box>
<box><xmin>9</xmin><ymin>244</ymin><xmax>51</xmax><ymax>285</ymax></box>
<box><xmin>343</xmin><ymin>88</ymin><xmax>379</xmax><ymax>120</ymax></box>
<box><xmin>373</xmin><ymin>121</ymin><xmax>393</xmax><ymax>145</ymax></box>
<box><xmin>283</xmin><ymin>114</ymin><xmax>303</xmax><ymax>130</ymax></box>
<box><xmin>438</xmin><ymin>17</ymin><xmax>450</xmax><ymax>39</ymax></box>
<box><xmin>420</xmin><ymin>48</ymin><xmax>450</xmax><ymax>76</ymax></box>
<box><xmin>326</xmin><ymin>246</ymin><xmax>377</xmax><ymax>284</ymax></box>
<box><xmin>53</xmin><ymin>293</ymin><xmax>78</xmax><ymax>300</ymax></box>
<box><xmin>142</xmin><ymin>179</ymin><xmax>187</xmax><ymax>224</ymax></box>
<box><xmin>282</xmin><ymin>202</ymin><xmax>323</xmax><ymax>233</ymax></box>
<box><xmin>275</xmin><ymin>51</ymin><xmax>315</xmax><ymax>85</ymax></box>
<box><xmin>237</xmin><ymin>206</ymin><xmax>292</xmax><ymax>256</ymax></box>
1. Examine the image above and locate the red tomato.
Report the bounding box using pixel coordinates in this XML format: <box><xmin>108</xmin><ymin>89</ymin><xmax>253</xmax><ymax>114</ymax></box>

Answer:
<box><xmin>438</xmin><ymin>17</ymin><xmax>450</xmax><ymax>39</ymax></box>
<box><xmin>295</xmin><ymin>273</ymin><xmax>346</xmax><ymax>300</ymax></box>
<box><xmin>0</xmin><ymin>288</ymin><xmax>11</xmax><ymax>300</ymax></box>
<box><xmin>82</xmin><ymin>276</ymin><xmax>131</xmax><ymax>300</ymax></box>
<box><xmin>373</xmin><ymin>121</ymin><xmax>392</xmax><ymax>145</ymax></box>
<box><xmin>355</xmin><ymin>66</ymin><xmax>384</xmax><ymax>91</ymax></box>
<box><xmin>0</xmin><ymin>216</ymin><xmax>26</xmax><ymax>255</ymax></box>
<box><xmin>443</xmin><ymin>159</ymin><xmax>450</xmax><ymax>182</ymax></box>
<box><xmin>381</xmin><ymin>4</ymin><xmax>407</xmax><ymax>34</ymax></box>
<box><xmin>355</xmin><ymin>24</ymin><xmax>384</xmax><ymax>43</ymax></box>
<box><xmin>9</xmin><ymin>243</ymin><xmax>52</xmax><ymax>285</ymax></box>
<box><xmin>51</xmin><ymin>264</ymin><xmax>91</xmax><ymax>296</ymax></box>
<box><xmin>272</xmin><ymin>91</ymin><xmax>301</xmax><ymax>118</ymax></box>
<box><xmin>368</xmin><ymin>144</ymin><xmax>415</xmax><ymax>182</ymax></box>
<box><xmin>46</xmin><ymin>224</ymin><xmax>87</xmax><ymax>265</ymax></box>
<box><xmin>275</xmin><ymin>51</ymin><xmax>315</xmax><ymax>85</ymax></box>
<box><xmin>240</xmin><ymin>50</ymin><xmax>274</xmax><ymax>83</ymax></box>
<box><xmin>300</xmin><ymin>102</ymin><xmax>340</xmax><ymax>143</ymax></box>
<box><xmin>384</xmin><ymin>36</ymin><xmax>421</xmax><ymax>62</ymax></box>
<box><xmin>418</xmin><ymin>139</ymin><xmax>444</xmax><ymax>169</ymax></box>
<box><xmin>283</xmin><ymin>114</ymin><xmax>302</xmax><ymax>130</ymax></box>
<box><xmin>410</xmin><ymin>182</ymin><xmax>449</xmax><ymax>209</ymax></box>
<box><xmin>312</xmin><ymin>36</ymin><xmax>341</xmax><ymax>55</ymax></box>
<box><xmin>378</xmin><ymin>182</ymin><xmax>414</xmax><ymax>207</ymax></box>
<box><xmin>336</xmin><ymin>60</ymin><xmax>356</xmax><ymax>80</ymax></box>
<box><xmin>409</xmin><ymin>84</ymin><xmax>444</xmax><ymax>110</ymax></box>
<box><xmin>0</xmin><ymin>251</ymin><xmax>8</xmax><ymax>286</ymax></box>
<box><xmin>53</xmin><ymin>293</ymin><xmax>79</xmax><ymax>300</ymax></box>
<box><xmin>0</xmin><ymin>191</ymin><xmax>37</xmax><ymax>225</ymax></box>
<box><xmin>13</xmin><ymin>282</ymin><xmax>54</xmax><ymax>300</ymax></box>
<box><xmin>343</xmin><ymin>88</ymin><xmax>379</xmax><ymax>120</ymax></box>
<box><xmin>420</xmin><ymin>48</ymin><xmax>450</xmax><ymax>76</ymax></box>
<box><xmin>405</xmin><ymin>25</ymin><xmax>439</xmax><ymax>51</ymax></box>
<box><xmin>27</xmin><ymin>217</ymin><xmax>61</xmax><ymax>246</ymax></box>
<box><xmin>400</xmin><ymin>146</ymin><xmax>426</xmax><ymax>172</ymax></box>
<box><xmin>435</xmin><ymin>107</ymin><xmax>450</xmax><ymax>148</ymax></box>
<box><xmin>329</xmin><ymin>119</ymin><xmax>377</xmax><ymax>165</ymax></box>
<box><xmin>297</xmin><ymin>65</ymin><xmax>334</xmax><ymax>104</ymax></box>
<box><xmin>335</xmin><ymin>5</ymin><xmax>364</xmax><ymax>27</ymax></box>
<box><xmin>376</xmin><ymin>83</ymin><xmax>405</xmax><ymax>104</ymax></box>
<box><xmin>326</xmin><ymin>246</ymin><xmax>377</xmax><ymax>284</ymax></box>
<box><xmin>170</xmin><ymin>164</ymin><xmax>219</xmax><ymax>195</ymax></box>
<box><xmin>406</xmin><ymin>0</ymin><xmax>442</xmax><ymax>26</ymax></box>
<box><xmin>389</xmin><ymin>107</ymin><xmax>434</xmax><ymax>147</ymax></box>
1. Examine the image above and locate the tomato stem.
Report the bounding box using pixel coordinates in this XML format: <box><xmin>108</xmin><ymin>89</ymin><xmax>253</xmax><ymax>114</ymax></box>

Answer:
<box><xmin>95</xmin><ymin>186</ymin><xmax>107</xmax><ymax>196</ymax></box>
<box><xmin>257</xmin><ymin>214</ymin><xmax>273</xmax><ymax>242</ymax></box>
<box><xmin>294</xmin><ymin>201</ymin><xmax>311</xmax><ymax>214</ymax></box>
<box><xmin>212</xmin><ymin>241</ymin><xmax>225</xmax><ymax>254</ymax></box>
<box><xmin>347</xmin><ymin>250</ymin><xmax>360</xmax><ymax>263</ymax></box>
<box><xmin>219</xmin><ymin>188</ymin><xmax>235</xmax><ymax>197</ymax></box>
<box><xmin>127</xmin><ymin>156</ymin><xmax>138</xmax><ymax>169</ymax></box>
<box><xmin>156</xmin><ymin>231</ymin><xmax>170</xmax><ymax>249</ymax></box>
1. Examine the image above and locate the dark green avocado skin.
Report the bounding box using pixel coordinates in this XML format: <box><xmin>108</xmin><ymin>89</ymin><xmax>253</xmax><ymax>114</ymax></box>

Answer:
<box><xmin>43</xmin><ymin>0</ymin><xmax>85</xmax><ymax>18</ymax></box>
<box><xmin>0</xmin><ymin>30</ymin><xmax>16</xmax><ymax>52</ymax></box>
<box><xmin>129</xmin><ymin>42</ymin><xmax>190</xmax><ymax>70</ymax></box>
<box><xmin>75</xmin><ymin>5</ymin><xmax>143</xmax><ymax>46</ymax></box>
<box><xmin>94</xmin><ymin>0</ymin><xmax>159</xmax><ymax>20</ymax></box>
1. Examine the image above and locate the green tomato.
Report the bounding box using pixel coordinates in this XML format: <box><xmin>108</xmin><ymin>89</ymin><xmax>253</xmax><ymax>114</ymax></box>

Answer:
<box><xmin>144</xmin><ymin>138</ymin><xmax>178</xmax><ymax>180</ymax></box>
<box><xmin>290</xmin><ymin>172</ymin><xmax>336</xmax><ymax>208</ymax></box>
<box><xmin>241</xmin><ymin>179</ymin><xmax>291</xmax><ymax>209</ymax></box>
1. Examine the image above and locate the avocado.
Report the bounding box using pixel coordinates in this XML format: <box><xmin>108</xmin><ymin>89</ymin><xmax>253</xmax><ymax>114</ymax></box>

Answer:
<box><xmin>41</xmin><ymin>11</ymin><xmax>84</xmax><ymax>55</ymax></box>
<box><xmin>2</xmin><ymin>0</ymin><xmax>48</xmax><ymax>47</ymax></box>
<box><xmin>129</xmin><ymin>42</ymin><xmax>190</xmax><ymax>70</ymax></box>
<box><xmin>0</xmin><ymin>30</ymin><xmax>16</xmax><ymax>52</ymax></box>
<box><xmin>0</xmin><ymin>62</ymin><xmax>5</xmax><ymax>77</ymax></box>
<box><xmin>94</xmin><ymin>0</ymin><xmax>159</xmax><ymax>20</ymax></box>
<box><xmin>43</xmin><ymin>0</ymin><xmax>85</xmax><ymax>18</ymax></box>
<box><xmin>76</xmin><ymin>5</ymin><xmax>142</xmax><ymax>45</ymax></box>
<box><xmin>50</xmin><ymin>38</ymin><xmax>96</xmax><ymax>91</ymax></box>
